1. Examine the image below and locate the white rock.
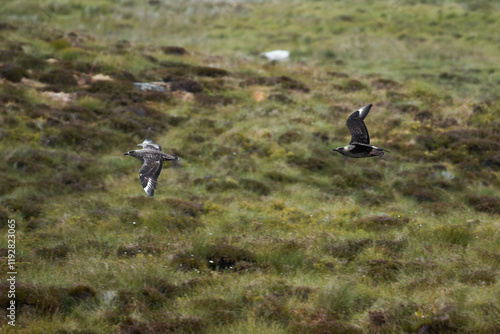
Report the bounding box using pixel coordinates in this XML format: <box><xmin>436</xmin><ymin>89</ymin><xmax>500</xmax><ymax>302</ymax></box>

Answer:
<box><xmin>133</xmin><ymin>82</ymin><xmax>167</xmax><ymax>92</ymax></box>
<box><xmin>91</xmin><ymin>74</ymin><xmax>114</xmax><ymax>82</ymax></box>
<box><xmin>42</xmin><ymin>91</ymin><xmax>76</xmax><ymax>105</ymax></box>
<box><xmin>102</xmin><ymin>291</ymin><xmax>116</xmax><ymax>305</ymax></box>
<box><xmin>261</xmin><ymin>50</ymin><xmax>290</xmax><ymax>61</ymax></box>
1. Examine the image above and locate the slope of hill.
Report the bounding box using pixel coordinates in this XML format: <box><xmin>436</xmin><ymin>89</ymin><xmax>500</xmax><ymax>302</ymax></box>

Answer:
<box><xmin>0</xmin><ymin>1</ymin><xmax>499</xmax><ymax>333</ymax></box>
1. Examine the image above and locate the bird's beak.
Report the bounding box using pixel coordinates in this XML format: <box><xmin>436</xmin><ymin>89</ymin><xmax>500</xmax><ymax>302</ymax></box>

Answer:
<box><xmin>332</xmin><ymin>148</ymin><xmax>338</xmax><ymax>152</ymax></box>
<box><xmin>124</xmin><ymin>152</ymin><xmax>129</xmax><ymax>155</ymax></box>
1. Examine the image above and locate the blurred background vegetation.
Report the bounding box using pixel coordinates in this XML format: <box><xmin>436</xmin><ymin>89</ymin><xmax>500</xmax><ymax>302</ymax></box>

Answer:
<box><xmin>0</xmin><ymin>0</ymin><xmax>499</xmax><ymax>333</ymax></box>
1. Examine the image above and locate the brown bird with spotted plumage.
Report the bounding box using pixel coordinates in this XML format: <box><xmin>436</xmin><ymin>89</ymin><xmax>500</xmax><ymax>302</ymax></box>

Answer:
<box><xmin>124</xmin><ymin>137</ymin><xmax>178</xmax><ymax>197</ymax></box>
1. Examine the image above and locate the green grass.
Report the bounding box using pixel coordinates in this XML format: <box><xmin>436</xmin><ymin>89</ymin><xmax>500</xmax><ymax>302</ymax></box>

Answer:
<box><xmin>1</xmin><ymin>0</ymin><xmax>500</xmax><ymax>333</ymax></box>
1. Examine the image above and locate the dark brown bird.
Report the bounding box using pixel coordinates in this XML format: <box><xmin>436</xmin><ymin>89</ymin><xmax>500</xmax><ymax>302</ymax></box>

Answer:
<box><xmin>124</xmin><ymin>137</ymin><xmax>178</xmax><ymax>197</ymax></box>
<box><xmin>333</xmin><ymin>104</ymin><xmax>389</xmax><ymax>158</ymax></box>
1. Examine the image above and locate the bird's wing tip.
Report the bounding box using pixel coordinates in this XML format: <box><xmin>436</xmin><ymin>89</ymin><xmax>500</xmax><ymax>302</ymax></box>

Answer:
<box><xmin>359</xmin><ymin>103</ymin><xmax>372</xmax><ymax>111</ymax></box>
<box><xmin>138</xmin><ymin>137</ymin><xmax>152</xmax><ymax>146</ymax></box>
<box><xmin>356</xmin><ymin>104</ymin><xmax>373</xmax><ymax>120</ymax></box>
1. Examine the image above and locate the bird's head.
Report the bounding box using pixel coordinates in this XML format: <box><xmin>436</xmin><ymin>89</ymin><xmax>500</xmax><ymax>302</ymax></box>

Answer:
<box><xmin>332</xmin><ymin>147</ymin><xmax>344</xmax><ymax>154</ymax></box>
<box><xmin>124</xmin><ymin>150</ymin><xmax>136</xmax><ymax>156</ymax></box>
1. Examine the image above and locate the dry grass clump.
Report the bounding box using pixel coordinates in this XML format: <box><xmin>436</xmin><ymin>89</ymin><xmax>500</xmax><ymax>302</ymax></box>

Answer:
<box><xmin>0</xmin><ymin>282</ymin><xmax>96</xmax><ymax>315</ymax></box>
<box><xmin>119</xmin><ymin>315</ymin><xmax>207</xmax><ymax>334</ymax></box>
<box><xmin>466</xmin><ymin>195</ymin><xmax>500</xmax><ymax>214</ymax></box>
<box><xmin>326</xmin><ymin>239</ymin><xmax>372</xmax><ymax>262</ymax></box>
<box><xmin>164</xmin><ymin>198</ymin><xmax>205</xmax><ymax>217</ymax></box>
<box><xmin>351</xmin><ymin>214</ymin><xmax>409</xmax><ymax>231</ymax></box>
<box><xmin>116</xmin><ymin>243</ymin><xmax>163</xmax><ymax>257</ymax></box>
<box><xmin>35</xmin><ymin>244</ymin><xmax>70</xmax><ymax>260</ymax></box>
<box><xmin>204</xmin><ymin>243</ymin><xmax>257</xmax><ymax>271</ymax></box>
<box><xmin>67</xmin><ymin>285</ymin><xmax>97</xmax><ymax>300</ymax></box>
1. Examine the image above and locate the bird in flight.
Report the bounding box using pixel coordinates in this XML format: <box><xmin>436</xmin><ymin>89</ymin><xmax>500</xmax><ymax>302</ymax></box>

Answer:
<box><xmin>332</xmin><ymin>104</ymin><xmax>389</xmax><ymax>158</ymax></box>
<box><xmin>124</xmin><ymin>137</ymin><xmax>178</xmax><ymax>197</ymax></box>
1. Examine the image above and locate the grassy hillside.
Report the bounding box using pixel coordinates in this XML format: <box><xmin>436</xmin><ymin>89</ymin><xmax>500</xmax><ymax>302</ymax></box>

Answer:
<box><xmin>1</xmin><ymin>0</ymin><xmax>499</xmax><ymax>333</ymax></box>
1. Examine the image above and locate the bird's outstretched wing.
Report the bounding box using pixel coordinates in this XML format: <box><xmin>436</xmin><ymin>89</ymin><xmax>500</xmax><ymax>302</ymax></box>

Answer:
<box><xmin>138</xmin><ymin>137</ymin><xmax>162</xmax><ymax>151</ymax></box>
<box><xmin>139</xmin><ymin>159</ymin><xmax>163</xmax><ymax>197</ymax></box>
<box><xmin>346</xmin><ymin>104</ymin><xmax>372</xmax><ymax>145</ymax></box>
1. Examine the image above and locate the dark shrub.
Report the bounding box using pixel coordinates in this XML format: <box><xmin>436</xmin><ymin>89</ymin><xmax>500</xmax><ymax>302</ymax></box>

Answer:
<box><xmin>278</xmin><ymin>129</ymin><xmax>302</xmax><ymax>144</ymax></box>
<box><xmin>117</xmin><ymin>244</ymin><xmax>162</xmax><ymax>257</ymax></box>
<box><xmin>170</xmin><ymin>79</ymin><xmax>203</xmax><ymax>93</ymax></box>
<box><xmin>414</xmin><ymin>110</ymin><xmax>433</xmax><ymax>123</ymax></box>
<box><xmin>0</xmin><ymin>282</ymin><xmax>73</xmax><ymax>314</ymax></box>
<box><xmin>292</xmin><ymin>286</ymin><xmax>314</xmax><ymax>301</ymax></box>
<box><xmin>88</xmin><ymin>80</ymin><xmax>145</xmax><ymax>106</ymax></box>
<box><xmin>119</xmin><ymin>315</ymin><xmax>207</xmax><ymax>334</ymax></box>
<box><xmin>368</xmin><ymin>310</ymin><xmax>387</xmax><ymax>327</ymax></box>
<box><xmin>193</xmin><ymin>66</ymin><xmax>229</xmax><ymax>77</ymax></box>
<box><xmin>0</xmin><ymin>23</ymin><xmax>17</xmax><ymax>30</ymax></box>
<box><xmin>279</xmin><ymin>75</ymin><xmax>310</xmax><ymax>92</ymax></box>
<box><xmin>164</xmin><ymin>198</ymin><xmax>204</xmax><ymax>217</ymax></box>
<box><xmin>268</xmin><ymin>93</ymin><xmax>292</xmax><ymax>103</ymax></box>
<box><xmin>467</xmin><ymin>195</ymin><xmax>500</xmax><ymax>214</ymax></box>
<box><xmin>397</xmin><ymin>104</ymin><xmax>419</xmax><ymax>113</ymax></box>
<box><xmin>288</xmin><ymin>309</ymin><xmax>362</xmax><ymax>334</ymax></box>
<box><xmin>365</xmin><ymin>260</ymin><xmax>401</xmax><ymax>282</ymax></box>
<box><xmin>386</xmin><ymin>91</ymin><xmax>408</xmax><ymax>102</ymax></box>
<box><xmin>205</xmin><ymin>180</ymin><xmax>239</xmax><ymax>192</ymax></box>
<box><xmin>393</xmin><ymin>180</ymin><xmax>442</xmax><ymax>203</ymax></box>
<box><xmin>0</xmin><ymin>174</ymin><xmax>20</xmax><ymax>196</ymax></box>
<box><xmin>0</xmin><ymin>208</ymin><xmax>9</xmax><ymax>228</ymax></box>
<box><xmin>482</xmin><ymin>155</ymin><xmax>500</xmax><ymax>170</ymax></box>
<box><xmin>141</xmin><ymin>287</ymin><xmax>167</xmax><ymax>308</ymax></box>
<box><xmin>145</xmin><ymin>278</ymin><xmax>179</xmax><ymax>298</ymax></box>
<box><xmin>287</xmin><ymin>156</ymin><xmax>326</xmax><ymax>171</ymax></box>
<box><xmin>39</xmin><ymin>69</ymin><xmax>78</xmax><ymax>86</ymax></box>
<box><xmin>170</xmin><ymin>253</ymin><xmax>205</xmax><ymax>271</ymax></box>
<box><xmin>35</xmin><ymin>244</ymin><xmax>70</xmax><ymax>260</ymax></box>
<box><xmin>4</xmin><ymin>196</ymin><xmax>44</xmax><ymax>219</ymax></box>
<box><xmin>459</xmin><ymin>270</ymin><xmax>496</xmax><ymax>285</ymax></box>
<box><xmin>205</xmin><ymin>243</ymin><xmax>256</xmax><ymax>270</ymax></box>
<box><xmin>0</xmin><ymin>63</ymin><xmax>28</xmax><ymax>82</ymax></box>
<box><xmin>346</xmin><ymin>79</ymin><xmax>365</xmax><ymax>91</ymax></box>
<box><xmin>161</xmin><ymin>46</ymin><xmax>189</xmax><ymax>55</ymax></box>
<box><xmin>68</xmin><ymin>285</ymin><xmax>97</xmax><ymax>300</ymax></box>
<box><xmin>372</xmin><ymin>78</ymin><xmax>400</xmax><ymax>90</ymax></box>
<box><xmin>326</xmin><ymin>239</ymin><xmax>372</xmax><ymax>262</ymax></box>
<box><xmin>265</xmin><ymin>171</ymin><xmax>295</xmax><ymax>183</ymax></box>
<box><xmin>239</xmin><ymin>178</ymin><xmax>271</xmax><ymax>196</ymax></box>
<box><xmin>375</xmin><ymin>239</ymin><xmax>408</xmax><ymax>254</ymax></box>
<box><xmin>254</xmin><ymin>296</ymin><xmax>290</xmax><ymax>323</ymax></box>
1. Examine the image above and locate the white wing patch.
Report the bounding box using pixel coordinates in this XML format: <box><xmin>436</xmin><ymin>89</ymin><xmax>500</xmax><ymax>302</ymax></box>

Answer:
<box><xmin>345</xmin><ymin>145</ymin><xmax>355</xmax><ymax>151</ymax></box>
<box><xmin>139</xmin><ymin>160</ymin><xmax>162</xmax><ymax>197</ymax></box>
<box><xmin>143</xmin><ymin>177</ymin><xmax>155</xmax><ymax>196</ymax></box>
<box><xmin>356</xmin><ymin>104</ymin><xmax>372</xmax><ymax>120</ymax></box>
<box><xmin>137</xmin><ymin>138</ymin><xmax>162</xmax><ymax>151</ymax></box>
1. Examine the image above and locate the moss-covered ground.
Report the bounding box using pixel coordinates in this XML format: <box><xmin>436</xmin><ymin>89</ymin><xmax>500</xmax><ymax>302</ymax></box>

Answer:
<box><xmin>0</xmin><ymin>0</ymin><xmax>499</xmax><ymax>333</ymax></box>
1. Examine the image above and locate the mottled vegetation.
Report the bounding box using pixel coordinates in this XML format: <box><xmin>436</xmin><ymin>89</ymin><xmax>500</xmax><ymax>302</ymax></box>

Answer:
<box><xmin>0</xmin><ymin>0</ymin><xmax>499</xmax><ymax>333</ymax></box>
